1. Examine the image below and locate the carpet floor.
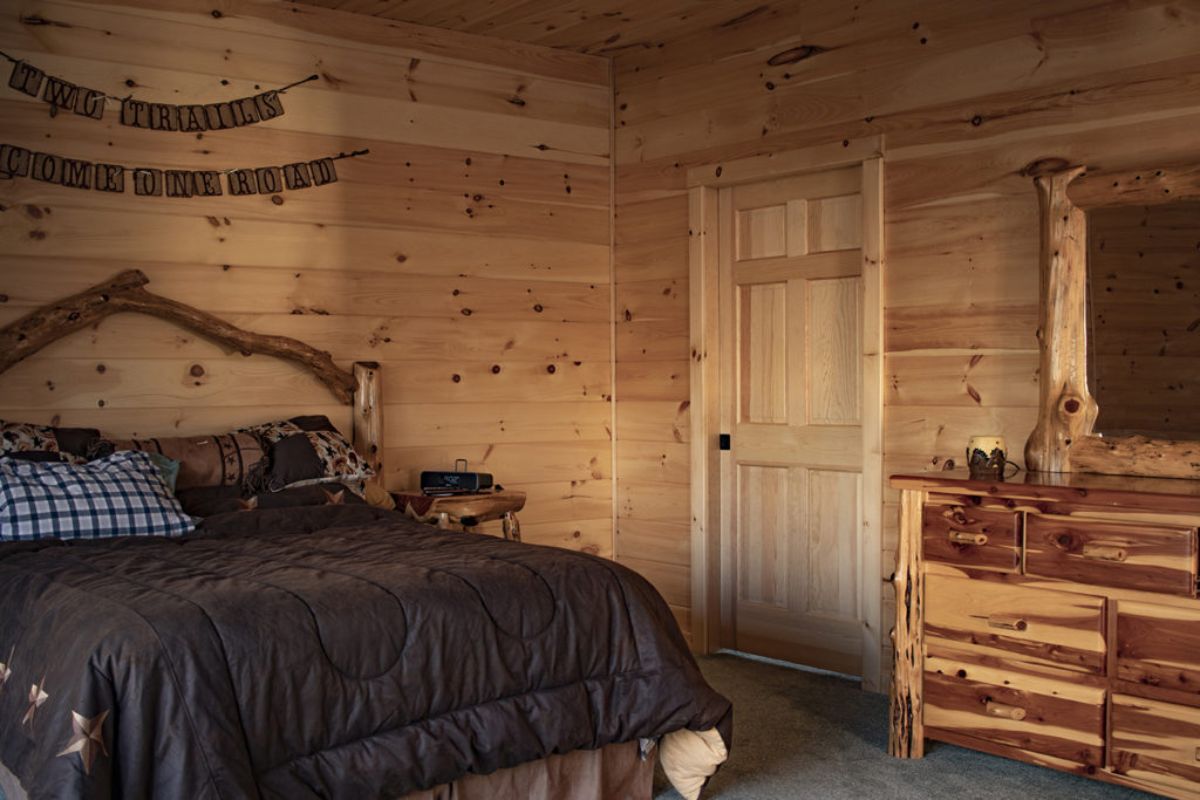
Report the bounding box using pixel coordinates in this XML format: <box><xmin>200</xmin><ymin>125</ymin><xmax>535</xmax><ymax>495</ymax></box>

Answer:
<box><xmin>654</xmin><ymin>653</ymin><xmax>1152</xmax><ymax>799</ymax></box>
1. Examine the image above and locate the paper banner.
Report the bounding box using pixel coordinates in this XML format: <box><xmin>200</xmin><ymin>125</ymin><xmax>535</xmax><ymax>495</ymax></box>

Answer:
<box><xmin>3</xmin><ymin>52</ymin><xmax>316</xmax><ymax>131</ymax></box>
<box><xmin>0</xmin><ymin>143</ymin><xmax>367</xmax><ymax>198</ymax></box>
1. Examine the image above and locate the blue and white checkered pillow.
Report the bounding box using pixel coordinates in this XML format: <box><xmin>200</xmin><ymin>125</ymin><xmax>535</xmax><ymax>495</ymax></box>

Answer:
<box><xmin>0</xmin><ymin>450</ymin><xmax>195</xmax><ymax>541</ymax></box>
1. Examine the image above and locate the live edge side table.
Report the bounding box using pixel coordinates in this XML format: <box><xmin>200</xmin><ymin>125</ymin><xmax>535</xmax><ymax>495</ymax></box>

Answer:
<box><xmin>391</xmin><ymin>490</ymin><xmax>526</xmax><ymax>541</ymax></box>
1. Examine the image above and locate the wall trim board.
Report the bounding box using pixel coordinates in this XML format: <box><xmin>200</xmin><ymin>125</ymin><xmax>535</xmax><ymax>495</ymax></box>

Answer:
<box><xmin>687</xmin><ymin>183</ymin><xmax>721</xmax><ymax>656</ymax></box>
<box><xmin>687</xmin><ymin>139</ymin><xmax>886</xmax><ymax>690</ymax></box>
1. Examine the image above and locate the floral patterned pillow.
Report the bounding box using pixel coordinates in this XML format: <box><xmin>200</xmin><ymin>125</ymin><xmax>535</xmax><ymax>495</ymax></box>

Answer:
<box><xmin>0</xmin><ymin>420</ymin><xmax>96</xmax><ymax>465</ymax></box>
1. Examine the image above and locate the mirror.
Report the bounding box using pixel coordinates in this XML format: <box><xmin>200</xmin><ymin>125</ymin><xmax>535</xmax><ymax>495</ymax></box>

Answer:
<box><xmin>1024</xmin><ymin>162</ymin><xmax>1200</xmax><ymax>480</ymax></box>
<box><xmin>1087</xmin><ymin>200</ymin><xmax>1200</xmax><ymax>439</ymax></box>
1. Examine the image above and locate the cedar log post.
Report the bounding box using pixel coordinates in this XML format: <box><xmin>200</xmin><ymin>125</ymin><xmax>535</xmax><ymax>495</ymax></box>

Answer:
<box><xmin>352</xmin><ymin>361</ymin><xmax>384</xmax><ymax>486</ymax></box>
<box><xmin>0</xmin><ymin>269</ymin><xmax>357</xmax><ymax>403</ymax></box>
<box><xmin>888</xmin><ymin>489</ymin><xmax>925</xmax><ymax>758</ymax></box>
<box><xmin>1024</xmin><ymin>166</ymin><xmax>1097</xmax><ymax>473</ymax></box>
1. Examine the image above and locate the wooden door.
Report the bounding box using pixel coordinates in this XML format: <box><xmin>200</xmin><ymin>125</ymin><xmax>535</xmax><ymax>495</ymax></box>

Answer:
<box><xmin>718</xmin><ymin>165</ymin><xmax>870</xmax><ymax>676</ymax></box>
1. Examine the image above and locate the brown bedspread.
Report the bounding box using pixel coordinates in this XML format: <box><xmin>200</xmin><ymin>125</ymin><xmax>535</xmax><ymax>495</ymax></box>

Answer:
<box><xmin>0</xmin><ymin>506</ymin><xmax>731</xmax><ymax>799</ymax></box>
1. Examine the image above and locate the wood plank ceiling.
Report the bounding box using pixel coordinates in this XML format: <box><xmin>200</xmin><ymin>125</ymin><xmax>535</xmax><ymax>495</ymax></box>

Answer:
<box><xmin>292</xmin><ymin>0</ymin><xmax>770</xmax><ymax>55</ymax></box>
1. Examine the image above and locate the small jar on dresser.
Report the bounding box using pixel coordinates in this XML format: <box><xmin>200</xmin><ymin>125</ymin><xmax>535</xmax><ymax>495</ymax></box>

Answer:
<box><xmin>888</xmin><ymin>469</ymin><xmax>1200</xmax><ymax>800</ymax></box>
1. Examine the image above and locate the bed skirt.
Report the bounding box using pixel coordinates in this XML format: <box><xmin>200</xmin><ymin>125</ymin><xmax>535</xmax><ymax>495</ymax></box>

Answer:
<box><xmin>399</xmin><ymin>740</ymin><xmax>655</xmax><ymax>800</ymax></box>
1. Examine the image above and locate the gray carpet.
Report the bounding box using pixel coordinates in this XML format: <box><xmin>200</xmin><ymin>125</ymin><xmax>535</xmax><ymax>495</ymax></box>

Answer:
<box><xmin>655</xmin><ymin>653</ymin><xmax>1151</xmax><ymax>799</ymax></box>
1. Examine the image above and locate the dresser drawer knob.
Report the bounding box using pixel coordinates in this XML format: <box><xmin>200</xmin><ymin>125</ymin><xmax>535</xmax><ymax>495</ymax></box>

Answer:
<box><xmin>1082</xmin><ymin>544</ymin><xmax>1128</xmax><ymax>562</ymax></box>
<box><xmin>948</xmin><ymin>529</ymin><xmax>989</xmax><ymax>546</ymax></box>
<box><xmin>985</xmin><ymin>701</ymin><xmax>1027</xmax><ymax>721</ymax></box>
<box><xmin>987</xmin><ymin>615</ymin><xmax>1028</xmax><ymax>632</ymax></box>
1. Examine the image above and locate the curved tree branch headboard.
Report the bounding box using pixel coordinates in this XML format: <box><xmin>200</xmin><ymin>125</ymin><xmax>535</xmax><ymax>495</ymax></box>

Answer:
<box><xmin>0</xmin><ymin>270</ymin><xmax>385</xmax><ymax>484</ymax></box>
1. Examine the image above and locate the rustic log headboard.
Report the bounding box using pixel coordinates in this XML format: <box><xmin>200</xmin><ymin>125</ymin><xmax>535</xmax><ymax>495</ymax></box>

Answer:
<box><xmin>0</xmin><ymin>270</ymin><xmax>385</xmax><ymax>484</ymax></box>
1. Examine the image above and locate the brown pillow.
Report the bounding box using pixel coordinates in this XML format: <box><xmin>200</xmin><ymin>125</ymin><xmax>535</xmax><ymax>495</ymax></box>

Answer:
<box><xmin>263</xmin><ymin>429</ymin><xmax>373</xmax><ymax>492</ymax></box>
<box><xmin>177</xmin><ymin>483</ymin><xmax>365</xmax><ymax>517</ymax></box>
<box><xmin>105</xmin><ymin>433</ymin><xmax>264</xmax><ymax>491</ymax></box>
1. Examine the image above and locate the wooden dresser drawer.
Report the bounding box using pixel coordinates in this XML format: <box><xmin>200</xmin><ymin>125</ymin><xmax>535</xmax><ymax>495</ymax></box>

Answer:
<box><xmin>1112</xmin><ymin>694</ymin><xmax>1200</xmax><ymax>796</ymax></box>
<box><xmin>925</xmin><ymin>574</ymin><xmax>1106</xmax><ymax>673</ymax></box>
<box><xmin>1117</xmin><ymin>601</ymin><xmax>1200</xmax><ymax>697</ymax></box>
<box><xmin>1026</xmin><ymin>516</ymin><xmax>1197</xmax><ymax>598</ymax></box>
<box><xmin>925</xmin><ymin>652</ymin><xmax>1105</xmax><ymax>767</ymax></box>
<box><xmin>922</xmin><ymin>499</ymin><xmax>1019</xmax><ymax>572</ymax></box>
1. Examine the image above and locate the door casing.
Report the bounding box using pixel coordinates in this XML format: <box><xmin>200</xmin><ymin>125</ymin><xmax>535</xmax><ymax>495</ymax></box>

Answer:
<box><xmin>687</xmin><ymin>136</ymin><xmax>885</xmax><ymax>690</ymax></box>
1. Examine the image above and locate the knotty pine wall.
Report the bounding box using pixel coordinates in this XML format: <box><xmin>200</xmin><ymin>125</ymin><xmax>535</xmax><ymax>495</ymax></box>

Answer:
<box><xmin>612</xmin><ymin>0</ymin><xmax>1200</xmax><ymax>675</ymax></box>
<box><xmin>0</xmin><ymin>0</ymin><xmax>615</xmax><ymax>554</ymax></box>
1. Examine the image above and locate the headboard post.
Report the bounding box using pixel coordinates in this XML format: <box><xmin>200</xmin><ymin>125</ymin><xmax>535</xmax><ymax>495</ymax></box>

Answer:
<box><xmin>352</xmin><ymin>362</ymin><xmax>385</xmax><ymax>487</ymax></box>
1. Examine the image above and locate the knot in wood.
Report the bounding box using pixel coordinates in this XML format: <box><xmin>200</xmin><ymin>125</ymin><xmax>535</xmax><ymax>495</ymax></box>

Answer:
<box><xmin>766</xmin><ymin>45</ymin><xmax>827</xmax><ymax>66</ymax></box>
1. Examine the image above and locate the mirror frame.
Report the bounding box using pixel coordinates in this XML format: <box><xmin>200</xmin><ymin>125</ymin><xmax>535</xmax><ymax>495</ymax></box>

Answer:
<box><xmin>1024</xmin><ymin>161</ymin><xmax>1200</xmax><ymax>479</ymax></box>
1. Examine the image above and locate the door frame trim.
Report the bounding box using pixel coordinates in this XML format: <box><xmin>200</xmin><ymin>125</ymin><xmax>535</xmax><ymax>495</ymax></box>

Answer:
<box><xmin>687</xmin><ymin>135</ymin><xmax>886</xmax><ymax>690</ymax></box>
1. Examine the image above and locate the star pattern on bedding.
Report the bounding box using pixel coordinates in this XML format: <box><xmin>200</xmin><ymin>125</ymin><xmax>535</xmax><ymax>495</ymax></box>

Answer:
<box><xmin>0</xmin><ymin>647</ymin><xmax>12</xmax><ymax>689</ymax></box>
<box><xmin>22</xmin><ymin>676</ymin><xmax>48</xmax><ymax>729</ymax></box>
<box><xmin>58</xmin><ymin>709</ymin><xmax>110</xmax><ymax>775</ymax></box>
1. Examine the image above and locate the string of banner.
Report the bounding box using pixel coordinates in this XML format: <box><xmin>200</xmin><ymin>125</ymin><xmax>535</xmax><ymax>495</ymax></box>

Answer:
<box><xmin>2</xmin><ymin>50</ymin><xmax>315</xmax><ymax>130</ymax></box>
<box><xmin>0</xmin><ymin>143</ymin><xmax>368</xmax><ymax>197</ymax></box>
<box><xmin>1</xmin><ymin>51</ymin><xmax>369</xmax><ymax>197</ymax></box>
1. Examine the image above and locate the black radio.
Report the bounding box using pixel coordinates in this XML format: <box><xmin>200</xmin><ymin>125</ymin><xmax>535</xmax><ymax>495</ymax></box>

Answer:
<box><xmin>420</xmin><ymin>459</ymin><xmax>493</xmax><ymax>495</ymax></box>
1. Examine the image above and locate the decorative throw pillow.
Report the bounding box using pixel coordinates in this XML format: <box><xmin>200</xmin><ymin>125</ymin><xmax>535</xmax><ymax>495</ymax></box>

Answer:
<box><xmin>146</xmin><ymin>453</ymin><xmax>181</xmax><ymax>495</ymax></box>
<box><xmin>264</xmin><ymin>430</ymin><xmax>374</xmax><ymax>492</ymax></box>
<box><xmin>0</xmin><ymin>451</ymin><xmax>194</xmax><ymax>541</ymax></box>
<box><xmin>0</xmin><ymin>420</ymin><xmax>99</xmax><ymax>465</ymax></box>
<box><xmin>96</xmin><ymin>433</ymin><xmax>264</xmax><ymax>491</ymax></box>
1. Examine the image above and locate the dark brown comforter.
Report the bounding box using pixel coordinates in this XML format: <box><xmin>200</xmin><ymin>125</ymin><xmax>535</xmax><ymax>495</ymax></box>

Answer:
<box><xmin>0</xmin><ymin>506</ymin><xmax>731</xmax><ymax>799</ymax></box>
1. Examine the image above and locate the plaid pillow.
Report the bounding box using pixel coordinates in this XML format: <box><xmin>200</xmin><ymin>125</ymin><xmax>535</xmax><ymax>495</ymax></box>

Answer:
<box><xmin>0</xmin><ymin>451</ymin><xmax>195</xmax><ymax>541</ymax></box>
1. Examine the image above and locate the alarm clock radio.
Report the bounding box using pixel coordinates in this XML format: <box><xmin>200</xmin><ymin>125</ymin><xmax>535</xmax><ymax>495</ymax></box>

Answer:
<box><xmin>420</xmin><ymin>459</ymin><xmax>493</xmax><ymax>495</ymax></box>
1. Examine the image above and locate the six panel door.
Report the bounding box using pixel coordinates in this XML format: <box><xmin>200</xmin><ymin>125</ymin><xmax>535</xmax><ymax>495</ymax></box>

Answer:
<box><xmin>719</xmin><ymin>166</ymin><xmax>867</xmax><ymax>675</ymax></box>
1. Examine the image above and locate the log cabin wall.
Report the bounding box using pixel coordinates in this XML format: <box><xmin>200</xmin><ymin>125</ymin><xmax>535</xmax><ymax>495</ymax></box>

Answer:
<box><xmin>0</xmin><ymin>0</ymin><xmax>616</xmax><ymax>555</ymax></box>
<box><xmin>612</xmin><ymin>0</ymin><xmax>1200</xmax><ymax>670</ymax></box>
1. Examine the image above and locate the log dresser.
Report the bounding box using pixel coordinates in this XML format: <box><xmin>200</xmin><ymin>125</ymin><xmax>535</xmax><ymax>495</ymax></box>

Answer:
<box><xmin>888</xmin><ymin>469</ymin><xmax>1200</xmax><ymax>799</ymax></box>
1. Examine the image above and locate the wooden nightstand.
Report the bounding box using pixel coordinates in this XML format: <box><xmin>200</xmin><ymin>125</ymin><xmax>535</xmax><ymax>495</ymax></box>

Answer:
<box><xmin>392</xmin><ymin>490</ymin><xmax>526</xmax><ymax>541</ymax></box>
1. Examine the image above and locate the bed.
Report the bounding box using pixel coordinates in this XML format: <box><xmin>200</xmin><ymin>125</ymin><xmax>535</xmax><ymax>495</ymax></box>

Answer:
<box><xmin>0</xmin><ymin>273</ymin><xmax>732</xmax><ymax>800</ymax></box>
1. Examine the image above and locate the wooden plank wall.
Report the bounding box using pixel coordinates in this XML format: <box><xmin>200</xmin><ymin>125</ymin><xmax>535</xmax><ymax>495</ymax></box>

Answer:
<box><xmin>612</xmin><ymin>0</ymin><xmax>1200</xmax><ymax>673</ymax></box>
<box><xmin>1088</xmin><ymin>201</ymin><xmax>1200</xmax><ymax>437</ymax></box>
<box><xmin>0</xmin><ymin>0</ymin><xmax>615</xmax><ymax>555</ymax></box>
